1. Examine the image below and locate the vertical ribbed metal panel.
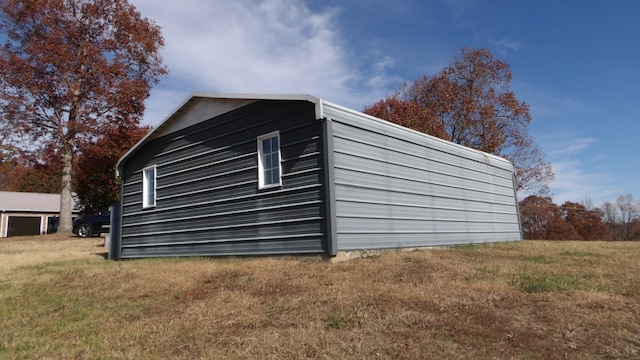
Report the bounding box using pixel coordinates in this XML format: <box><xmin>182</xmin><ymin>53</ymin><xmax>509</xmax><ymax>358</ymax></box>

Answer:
<box><xmin>322</xmin><ymin>103</ymin><xmax>522</xmax><ymax>250</ymax></box>
<box><xmin>118</xmin><ymin>100</ymin><xmax>327</xmax><ymax>258</ymax></box>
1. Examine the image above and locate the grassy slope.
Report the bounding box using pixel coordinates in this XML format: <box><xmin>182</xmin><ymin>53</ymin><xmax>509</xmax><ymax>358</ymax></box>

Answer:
<box><xmin>1</xmin><ymin>236</ymin><xmax>639</xmax><ymax>359</ymax></box>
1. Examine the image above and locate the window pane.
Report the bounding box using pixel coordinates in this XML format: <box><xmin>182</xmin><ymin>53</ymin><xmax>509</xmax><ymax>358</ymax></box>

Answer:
<box><xmin>271</xmin><ymin>136</ymin><xmax>278</xmax><ymax>150</ymax></box>
<box><xmin>263</xmin><ymin>138</ymin><xmax>271</xmax><ymax>153</ymax></box>
<box><xmin>271</xmin><ymin>156</ymin><xmax>279</xmax><ymax>184</ymax></box>
<box><xmin>264</xmin><ymin>169</ymin><xmax>272</xmax><ymax>184</ymax></box>
<box><xmin>265</xmin><ymin>153</ymin><xmax>272</xmax><ymax>169</ymax></box>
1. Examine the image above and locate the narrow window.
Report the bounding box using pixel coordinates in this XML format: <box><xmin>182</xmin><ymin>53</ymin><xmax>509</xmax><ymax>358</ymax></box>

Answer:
<box><xmin>257</xmin><ymin>131</ymin><xmax>282</xmax><ymax>189</ymax></box>
<box><xmin>142</xmin><ymin>165</ymin><xmax>156</xmax><ymax>208</ymax></box>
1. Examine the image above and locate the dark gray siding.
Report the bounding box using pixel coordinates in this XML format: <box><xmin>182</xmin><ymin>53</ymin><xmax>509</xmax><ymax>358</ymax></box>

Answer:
<box><xmin>323</xmin><ymin>102</ymin><xmax>522</xmax><ymax>250</ymax></box>
<box><xmin>118</xmin><ymin>100</ymin><xmax>327</xmax><ymax>258</ymax></box>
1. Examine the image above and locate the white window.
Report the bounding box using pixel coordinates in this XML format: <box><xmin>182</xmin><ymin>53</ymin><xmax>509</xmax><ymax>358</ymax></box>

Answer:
<box><xmin>257</xmin><ymin>131</ymin><xmax>282</xmax><ymax>189</ymax></box>
<box><xmin>142</xmin><ymin>165</ymin><xmax>156</xmax><ymax>208</ymax></box>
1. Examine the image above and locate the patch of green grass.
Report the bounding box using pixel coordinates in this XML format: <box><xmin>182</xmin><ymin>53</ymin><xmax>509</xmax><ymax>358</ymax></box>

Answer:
<box><xmin>327</xmin><ymin>313</ymin><xmax>344</xmax><ymax>329</ymax></box>
<box><xmin>510</xmin><ymin>268</ymin><xmax>585</xmax><ymax>294</ymax></box>
<box><xmin>559</xmin><ymin>250</ymin><xmax>602</xmax><ymax>258</ymax></box>
<box><xmin>558</xmin><ymin>250</ymin><xmax>608</xmax><ymax>267</ymax></box>
<box><xmin>459</xmin><ymin>243</ymin><xmax>484</xmax><ymax>251</ymax></box>
<box><xmin>0</xmin><ymin>249</ymin><xmax>24</xmax><ymax>255</ymax></box>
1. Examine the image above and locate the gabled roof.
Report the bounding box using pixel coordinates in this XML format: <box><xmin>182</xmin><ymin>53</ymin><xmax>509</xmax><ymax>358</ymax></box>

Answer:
<box><xmin>116</xmin><ymin>93</ymin><xmax>326</xmax><ymax>175</ymax></box>
<box><xmin>0</xmin><ymin>191</ymin><xmax>78</xmax><ymax>213</ymax></box>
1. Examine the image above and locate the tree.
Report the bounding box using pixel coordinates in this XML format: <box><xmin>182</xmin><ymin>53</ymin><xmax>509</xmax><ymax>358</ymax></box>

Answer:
<box><xmin>616</xmin><ymin>194</ymin><xmax>640</xmax><ymax>240</ymax></box>
<box><xmin>519</xmin><ymin>195</ymin><xmax>556</xmax><ymax>240</ymax></box>
<box><xmin>0</xmin><ymin>145</ymin><xmax>24</xmax><ymax>191</ymax></box>
<box><xmin>584</xmin><ymin>207</ymin><xmax>611</xmax><ymax>240</ymax></box>
<box><xmin>364</xmin><ymin>47</ymin><xmax>553</xmax><ymax>195</ymax></box>
<box><xmin>0</xmin><ymin>142</ymin><xmax>61</xmax><ymax>192</ymax></box>
<box><xmin>600</xmin><ymin>200</ymin><xmax>620</xmax><ymax>239</ymax></box>
<box><xmin>362</xmin><ymin>91</ymin><xmax>447</xmax><ymax>139</ymax></box>
<box><xmin>598</xmin><ymin>197</ymin><xmax>640</xmax><ymax>241</ymax></box>
<box><xmin>75</xmin><ymin>123</ymin><xmax>149</xmax><ymax>213</ymax></box>
<box><xmin>518</xmin><ymin>195</ymin><xmax>581</xmax><ymax>240</ymax></box>
<box><xmin>16</xmin><ymin>146</ymin><xmax>64</xmax><ymax>193</ymax></box>
<box><xmin>0</xmin><ymin>0</ymin><xmax>167</xmax><ymax>233</ymax></box>
<box><xmin>560</xmin><ymin>201</ymin><xmax>610</xmax><ymax>241</ymax></box>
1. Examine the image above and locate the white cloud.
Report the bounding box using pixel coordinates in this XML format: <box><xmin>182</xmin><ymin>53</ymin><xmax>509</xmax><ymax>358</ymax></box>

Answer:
<box><xmin>536</xmin><ymin>134</ymin><xmax>617</xmax><ymax>204</ymax></box>
<box><xmin>492</xmin><ymin>37</ymin><xmax>521</xmax><ymax>51</ymax></box>
<box><xmin>544</xmin><ymin>136</ymin><xmax>597</xmax><ymax>157</ymax></box>
<box><xmin>365</xmin><ymin>56</ymin><xmax>404</xmax><ymax>91</ymax></box>
<box><xmin>130</xmin><ymin>0</ymin><xmax>395</xmax><ymax>125</ymax></box>
<box><xmin>548</xmin><ymin>158</ymin><xmax>617</xmax><ymax>205</ymax></box>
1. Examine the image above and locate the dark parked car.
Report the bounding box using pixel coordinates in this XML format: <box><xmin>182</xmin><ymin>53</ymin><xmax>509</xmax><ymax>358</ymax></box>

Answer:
<box><xmin>73</xmin><ymin>208</ymin><xmax>111</xmax><ymax>238</ymax></box>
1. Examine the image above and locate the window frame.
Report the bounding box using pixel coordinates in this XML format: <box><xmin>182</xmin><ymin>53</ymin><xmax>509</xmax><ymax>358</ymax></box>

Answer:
<box><xmin>142</xmin><ymin>165</ymin><xmax>157</xmax><ymax>209</ymax></box>
<box><xmin>257</xmin><ymin>131</ymin><xmax>282</xmax><ymax>189</ymax></box>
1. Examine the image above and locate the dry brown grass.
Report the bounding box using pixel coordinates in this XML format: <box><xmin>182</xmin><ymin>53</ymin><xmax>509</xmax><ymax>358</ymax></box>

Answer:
<box><xmin>0</xmin><ymin>233</ymin><xmax>105</xmax><ymax>277</ymax></box>
<box><xmin>1</xmin><ymin>237</ymin><xmax>639</xmax><ymax>359</ymax></box>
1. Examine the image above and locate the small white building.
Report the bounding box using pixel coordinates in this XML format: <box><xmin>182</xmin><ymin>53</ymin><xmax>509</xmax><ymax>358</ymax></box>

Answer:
<box><xmin>0</xmin><ymin>191</ymin><xmax>79</xmax><ymax>237</ymax></box>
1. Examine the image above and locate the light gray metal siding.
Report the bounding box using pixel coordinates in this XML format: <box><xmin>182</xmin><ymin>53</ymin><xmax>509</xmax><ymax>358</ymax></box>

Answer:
<box><xmin>117</xmin><ymin>100</ymin><xmax>327</xmax><ymax>258</ymax></box>
<box><xmin>322</xmin><ymin>103</ymin><xmax>521</xmax><ymax>250</ymax></box>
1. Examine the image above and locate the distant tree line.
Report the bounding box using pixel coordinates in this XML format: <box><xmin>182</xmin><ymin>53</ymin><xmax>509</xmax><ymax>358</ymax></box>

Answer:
<box><xmin>519</xmin><ymin>194</ymin><xmax>640</xmax><ymax>241</ymax></box>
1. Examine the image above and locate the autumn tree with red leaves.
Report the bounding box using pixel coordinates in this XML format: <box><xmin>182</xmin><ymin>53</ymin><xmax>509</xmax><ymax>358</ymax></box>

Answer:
<box><xmin>365</xmin><ymin>48</ymin><xmax>553</xmax><ymax>195</ymax></box>
<box><xmin>75</xmin><ymin>123</ymin><xmax>149</xmax><ymax>213</ymax></box>
<box><xmin>517</xmin><ymin>195</ymin><xmax>552</xmax><ymax>240</ymax></box>
<box><xmin>1</xmin><ymin>140</ymin><xmax>63</xmax><ymax>193</ymax></box>
<box><xmin>362</xmin><ymin>90</ymin><xmax>448</xmax><ymax>139</ymax></box>
<box><xmin>0</xmin><ymin>0</ymin><xmax>167</xmax><ymax>233</ymax></box>
<box><xmin>0</xmin><ymin>143</ymin><xmax>24</xmax><ymax>191</ymax></box>
<box><xmin>560</xmin><ymin>201</ymin><xmax>610</xmax><ymax>241</ymax></box>
<box><xmin>16</xmin><ymin>146</ymin><xmax>64</xmax><ymax>193</ymax></box>
<box><xmin>519</xmin><ymin>195</ymin><xmax>581</xmax><ymax>240</ymax></box>
<box><xmin>519</xmin><ymin>196</ymin><xmax>613</xmax><ymax>240</ymax></box>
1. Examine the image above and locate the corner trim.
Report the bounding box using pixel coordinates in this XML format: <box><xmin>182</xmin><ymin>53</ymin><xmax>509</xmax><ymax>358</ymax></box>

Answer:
<box><xmin>513</xmin><ymin>172</ymin><xmax>524</xmax><ymax>240</ymax></box>
<box><xmin>322</xmin><ymin>118</ymin><xmax>338</xmax><ymax>255</ymax></box>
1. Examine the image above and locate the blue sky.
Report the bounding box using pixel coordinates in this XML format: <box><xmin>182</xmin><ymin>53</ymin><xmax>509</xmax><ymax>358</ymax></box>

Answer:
<box><xmin>130</xmin><ymin>0</ymin><xmax>639</xmax><ymax>206</ymax></box>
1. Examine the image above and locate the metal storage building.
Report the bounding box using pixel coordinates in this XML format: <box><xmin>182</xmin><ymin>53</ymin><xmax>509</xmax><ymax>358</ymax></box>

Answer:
<box><xmin>110</xmin><ymin>93</ymin><xmax>521</xmax><ymax>259</ymax></box>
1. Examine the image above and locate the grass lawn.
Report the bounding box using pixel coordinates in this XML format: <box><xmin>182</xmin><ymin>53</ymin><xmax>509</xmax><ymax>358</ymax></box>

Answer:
<box><xmin>1</xmin><ymin>234</ymin><xmax>639</xmax><ymax>359</ymax></box>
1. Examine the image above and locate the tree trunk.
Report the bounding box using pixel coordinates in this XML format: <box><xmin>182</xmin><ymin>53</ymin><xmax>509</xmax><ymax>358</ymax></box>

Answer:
<box><xmin>58</xmin><ymin>138</ymin><xmax>74</xmax><ymax>233</ymax></box>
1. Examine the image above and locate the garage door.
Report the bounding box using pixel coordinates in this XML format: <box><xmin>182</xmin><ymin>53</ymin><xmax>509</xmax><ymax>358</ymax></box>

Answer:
<box><xmin>7</xmin><ymin>216</ymin><xmax>41</xmax><ymax>237</ymax></box>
